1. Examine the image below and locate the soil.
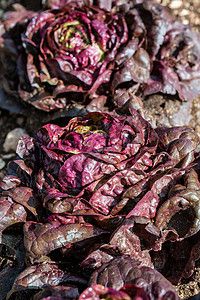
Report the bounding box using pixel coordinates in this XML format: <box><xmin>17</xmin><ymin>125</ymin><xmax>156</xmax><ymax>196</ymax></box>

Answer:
<box><xmin>1</xmin><ymin>0</ymin><xmax>200</xmax><ymax>299</ymax></box>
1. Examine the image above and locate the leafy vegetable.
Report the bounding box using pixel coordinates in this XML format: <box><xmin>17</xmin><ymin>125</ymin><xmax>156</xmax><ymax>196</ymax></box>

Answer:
<box><xmin>1</xmin><ymin>0</ymin><xmax>200</xmax><ymax>113</ymax></box>
<box><xmin>7</xmin><ymin>262</ymin><xmax>87</xmax><ymax>299</ymax></box>
<box><xmin>0</xmin><ymin>111</ymin><xmax>200</xmax><ymax>298</ymax></box>
<box><xmin>0</xmin><ymin>2</ymin><xmax>128</xmax><ymax>112</ymax></box>
<box><xmin>88</xmin><ymin>256</ymin><xmax>178</xmax><ymax>299</ymax></box>
<box><xmin>79</xmin><ymin>284</ymin><xmax>148</xmax><ymax>300</ymax></box>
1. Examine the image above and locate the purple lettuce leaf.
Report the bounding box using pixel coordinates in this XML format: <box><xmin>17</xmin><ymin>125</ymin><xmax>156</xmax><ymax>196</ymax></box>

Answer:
<box><xmin>81</xmin><ymin>217</ymin><xmax>158</xmax><ymax>274</ymax></box>
<box><xmin>0</xmin><ymin>195</ymin><xmax>27</xmax><ymax>240</ymax></box>
<box><xmin>125</xmin><ymin>168</ymin><xmax>186</xmax><ymax>219</ymax></box>
<box><xmin>111</xmin><ymin>47</ymin><xmax>151</xmax><ymax>92</ymax></box>
<box><xmin>89</xmin><ymin>256</ymin><xmax>178</xmax><ymax>299</ymax></box>
<box><xmin>155</xmin><ymin>169</ymin><xmax>200</xmax><ymax>239</ymax></box>
<box><xmin>143</xmin><ymin>25</ymin><xmax>200</xmax><ymax>100</ymax></box>
<box><xmin>81</xmin><ymin>249</ymin><xmax>115</xmax><ymax>270</ymax></box>
<box><xmin>160</xmin><ymin>28</ymin><xmax>200</xmax><ymax>101</ymax></box>
<box><xmin>156</xmin><ymin>127</ymin><xmax>199</xmax><ymax>167</ymax></box>
<box><xmin>151</xmin><ymin>231</ymin><xmax>200</xmax><ymax>285</ymax></box>
<box><xmin>79</xmin><ymin>284</ymin><xmax>113</xmax><ymax>300</ymax></box>
<box><xmin>24</xmin><ymin>215</ymin><xmax>107</xmax><ymax>262</ymax></box>
<box><xmin>2</xmin><ymin>4</ymin><xmax>36</xmax><ymax>30</ymax></box>
<box><xmin>0</xmin><ymin>175</ymin><xmax>21</xmax><ymax>190</ymax></box>
<box><xmin>3</xmin><ymin>187</ymin><xmax>42</xmax><ymax>220</ymax></box>
<box><xmin>101</xmin><ymin>217</ymin><xmax>155</xmax><ymax>268</ymax></box>
<box><xmin>7</xmin><ymin>262</ymin><xmax>87</xmax><ymax>299</ymax></box>
<box><xmin>79</xmin><ymin>283</ymin><xmax>147</xmax><ymax>300</ymax></box>
<box><xmin>33</xmin><ymin>285</ymin><xmax>80</xmax><ymax>300</ymax></box>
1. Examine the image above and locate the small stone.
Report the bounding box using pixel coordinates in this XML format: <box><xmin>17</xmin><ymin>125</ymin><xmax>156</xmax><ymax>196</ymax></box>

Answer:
<box><xmin>182</xmin><ymin>19</ymin><xmax>189</xmax><ymax>25</ymax></box>
<box><xmin>3</xmin><ymin>128</ymin><xmax>29</xmax><ymax>153</ymax></box>
<box><xmin>181</xmin><ymin>9</ymin><xmax>189</xmax><ymax>16</ymax></box>
<box><xmin>169</xmin><ymin>0</ymin><xmax>182</xmax><ymax>9</ymax></box>
<box><xmin>0</xmin><ymin>158</ymin><xmax>6</xmax><ymax>170</ymax></box>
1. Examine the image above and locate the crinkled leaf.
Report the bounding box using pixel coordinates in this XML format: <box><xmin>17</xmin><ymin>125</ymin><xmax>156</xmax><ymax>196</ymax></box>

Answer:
<box><xmin>155</xmin><ymin>169</ymin><xmax>200</xmax><ymax>239</ymax></box>
<box><xmin>81</xmin><ymin>249</ymin><xmax>114</xmax><ymax>270</ymax></box>
<box><xmin>7</xmin><ymin>262</ymin><xmax>87</xmax><ymax>299</ymax></box>
<box><xmin>102</xmin><ymin>217</ymin><xmax>156</xmax><ymax>267</ymax></box>
<box><xmin>24</xmin><ymin>216</ymin><xmax>107</xmax><ymax>261</ymax></box>
<box><xmin>79</xmin><ymin>284</ymin><xmax>132</xmax><ymax>300</ymax></box>
<box><xmin>0</xmin><ymin>196</ymin><xmax>27</xmax><ymax>241</ymax></box>
<box><xmin>126</xmin><ymin>168</ymin><xmax>185</xmax><ymax>219</ymax></box>
<box><xmin>4</xmin><ymin>187</ymin><xmax>41</xmax><ymax>220</ymax></box>
<box><xmin>0</xmin><ymin>175</ymin><xmax>21</xmax><ymax>191</ymax></box>
<box><xmin>112</xmin><ymin>48</ymin><xmax>150</xmax><ymax>92</ymax></box>
<box><xmin>151</xmin><ymin>232</ymin><xmax>200</xmax><ymax>284</ymax></box>
<box><xmin>89</xmin><ymin>256</ymin><xmax>178</xmax><ymax>299</ymax></box>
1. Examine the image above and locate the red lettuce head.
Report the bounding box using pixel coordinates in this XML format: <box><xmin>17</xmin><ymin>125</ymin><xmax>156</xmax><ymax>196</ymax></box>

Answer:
<box><xmin>0</xmin><ymin>111</ymin><xmax>200</xmax><ymax>298</ymax></box>
<box><xmin>1</xmin><ymin>1</ymin><xmax>200</xmax><ymax>114</ymax></box>
<box><xmin>1</xmin><ymin>111</ymin><xmax>199</xmax><ymax>259</ymax></box>
<box><xmin>110</xmin><ymin>0</ymin><xmax>200</xmax><ymax>102</ymax></box>
<box><xmin>15</xmin><ymin>110</ymin><xmax>197</xmax><ymax>218</ymax></box>
<box><xmin>0</xmin><ymin>3</ymin><xmax>128</xmax><ymax>112</ymax></box>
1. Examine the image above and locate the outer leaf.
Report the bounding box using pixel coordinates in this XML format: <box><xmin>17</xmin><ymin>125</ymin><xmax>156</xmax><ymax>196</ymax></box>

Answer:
<box><xmin>89</xmin><ymin>256</ymin><xmax>179</xmax><ymax>299</ymax></box>
<box><xmin>102</xmin><ymin>216</ymin><xmax>157</xmax><ymax>268</ymax></box>
<box><xmin>33</xmin><ymin>286</ymin><xmax>80</xmax><ymax>300</ymax></box>
<box><xmin>81</xmin><ymin>249</ymin><xmax>114</xmax><ymax>270</ymax></box>
<box><xmin>155</xmin><ymin>169</ymin><xmax>200</xmax><ymax>239</ymax></box>
<box><xmin>0</xmin><ymin>175</ymin><xmax>21</xmax><ymax>190</ymax></box>
<box><xmin>24</xmin><ymin>216</ymin><xmax>107</xmax><ymax>261</ymax></box>
<box><xmin>7</xmin><ymin>262</ymin><xmax>86</xmax><ymax>299</ymax></box>
<box><xmin>4</xmin><ymin>187</ymin><xmax>41</xmax><ymax>220</ymax></box>
<box><xmin>0</xmin><ymin>196</ymin><xmax>27</xmax><ymax>241</ymax></box>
